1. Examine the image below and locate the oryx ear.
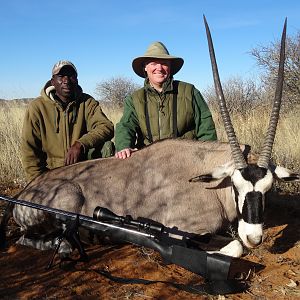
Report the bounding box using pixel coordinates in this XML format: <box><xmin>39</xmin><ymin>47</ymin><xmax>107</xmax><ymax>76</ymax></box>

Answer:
<box><xmin>272</xmin><ymin>165</ymin><xmax>300</xmax><ymax>182</ymax></box>
<box><xmin>189</xmin><ymin>161</ymin><xmax>235</xmax><ymax>183</ymax></box>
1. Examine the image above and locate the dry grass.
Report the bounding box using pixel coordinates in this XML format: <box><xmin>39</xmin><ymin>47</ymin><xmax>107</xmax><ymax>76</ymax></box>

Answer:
<box><xmin>0</xmin><ymin>101</ymin><xmax>27</xmax><ymax>186</ymax></box>
<box><xmin>0</xmin><ymin>100</ymin><xmax>299</xmax><ymax>192</ymax></box>
<box><xmin>213</xmin><ymin>105</ymin><xmax>300</xmax><ymax>193</ymax></box>
<box><xmin>214</xmin><ymin>106</ymin><xmax>300</xmax><ymax>165</ymax></box>
<box><xmin>102</xmin><ymin>104</ymin><xmax>123</xmax><ymax>131</ymax></box>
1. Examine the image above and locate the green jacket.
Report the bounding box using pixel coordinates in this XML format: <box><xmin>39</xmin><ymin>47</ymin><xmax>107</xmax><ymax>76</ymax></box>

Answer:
<box><xmin>115</xmin><ymin>78</ymin><xmax>217</xmax><ymax>151</ymax></box>
<box><xmin>21</xmin><ymin>81</ymin><xmax>114</xmax><ymax>181</ymax></box>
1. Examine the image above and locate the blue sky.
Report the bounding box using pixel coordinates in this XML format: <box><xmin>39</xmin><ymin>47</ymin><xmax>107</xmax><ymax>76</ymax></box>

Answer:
<box><xmin>0</xmin><ymin>0</ymin><xmax>299</xmax><ymax>100</ymax></box>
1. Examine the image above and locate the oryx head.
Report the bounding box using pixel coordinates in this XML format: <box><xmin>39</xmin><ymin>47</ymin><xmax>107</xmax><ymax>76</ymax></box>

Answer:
<box><xmin>192</xmin><ymin>17</ymin><xmax>299</xmax><ymax>249</ymax></box>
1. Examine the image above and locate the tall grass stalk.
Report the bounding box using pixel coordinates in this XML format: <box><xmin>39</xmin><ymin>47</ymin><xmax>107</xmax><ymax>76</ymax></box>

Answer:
<box><xmin>0</xmin><ymin>102</ymin><xmax>27</xmax><ymax>186</ymax></box>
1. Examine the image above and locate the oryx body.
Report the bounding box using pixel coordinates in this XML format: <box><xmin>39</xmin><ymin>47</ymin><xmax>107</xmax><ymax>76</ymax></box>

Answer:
<box><xmin>13</xmin><ymin>140</ymin><xmax>243</xmax><ymax>236</ymax></box>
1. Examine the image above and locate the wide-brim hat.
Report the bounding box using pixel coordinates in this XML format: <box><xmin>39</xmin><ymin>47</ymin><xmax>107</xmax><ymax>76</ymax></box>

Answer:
<box><xmin>132</xmin><ymin>41</ymin><xmax>184</xmax><ymax>78</ymax></box>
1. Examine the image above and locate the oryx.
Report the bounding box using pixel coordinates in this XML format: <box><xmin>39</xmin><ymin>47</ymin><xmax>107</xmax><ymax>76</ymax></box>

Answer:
<box><xmin>1</xmin><ymin>17</ymin><xmax>298</xmax><ymax>258</ymax></box>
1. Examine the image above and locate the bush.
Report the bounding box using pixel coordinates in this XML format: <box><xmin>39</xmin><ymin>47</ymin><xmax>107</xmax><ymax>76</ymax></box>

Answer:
<box><xmin>95</xmin><ymin>76</ymin><xmax>141</xmax><ymax>108</ymax></box>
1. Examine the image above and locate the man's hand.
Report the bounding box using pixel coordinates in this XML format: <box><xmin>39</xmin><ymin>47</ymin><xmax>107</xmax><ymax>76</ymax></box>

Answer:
<box><xmin>65</xmin><ymin>141</ymin><xmax>84</xmax><ymax>166</ymax></box>
<box><xmin>115</xmin><ymin>148</ymin><xmax>137</xmax><ymax>159</ymax></box>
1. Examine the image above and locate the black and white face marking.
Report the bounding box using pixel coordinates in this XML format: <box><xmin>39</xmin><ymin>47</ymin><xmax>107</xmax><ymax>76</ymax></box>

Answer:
<box><xmin>231</xmin><ymin>164</ymin><xmax>274</xmax><ymax>248</ymax></box>
<box><xmin>242</xmin><ymin>191</ymin><xmax>263</xmax><ymax>223</ymax></box>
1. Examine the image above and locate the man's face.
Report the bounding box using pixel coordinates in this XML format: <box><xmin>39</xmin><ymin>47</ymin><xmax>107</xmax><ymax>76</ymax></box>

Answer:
<box><xmin>144</xmin><ymin>59</ymin><xmax>171</xmax><ymax>87</ymax></box>
<box><xmin>51</xmin><ymin>66</ymin><xmax>78</xmax><ymax>102</ymax></box>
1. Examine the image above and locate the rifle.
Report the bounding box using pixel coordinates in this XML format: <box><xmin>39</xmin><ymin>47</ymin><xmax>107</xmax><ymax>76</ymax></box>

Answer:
<box><xmin>0</xmin><ymin>194</ymin><xmax>259</xmax><ymax>293</ymax></box>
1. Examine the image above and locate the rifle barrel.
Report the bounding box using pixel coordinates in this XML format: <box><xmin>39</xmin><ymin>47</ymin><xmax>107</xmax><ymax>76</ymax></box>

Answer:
<box><xmin>0</xmin><ymin>194</ymin><xmax>155</xmax><ymax>238</ymax></box>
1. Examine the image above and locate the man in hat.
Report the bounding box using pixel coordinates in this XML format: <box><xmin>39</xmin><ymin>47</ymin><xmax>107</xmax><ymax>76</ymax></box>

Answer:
<box><xmin>115</xmin><ymin>41</ymin><xmax>217</xmax><ymax>159</ymax></box>
<box><xmin>21</xmin><ymin>60</ymin><xmax>114</xmax><ymax>181</ymax></box>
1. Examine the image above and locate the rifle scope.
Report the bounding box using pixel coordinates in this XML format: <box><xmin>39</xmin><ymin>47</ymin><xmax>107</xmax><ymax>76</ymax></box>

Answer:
<box><xmin>93</xmin><ymin>206</ymin><xmax>164</xmax><ymax>233</ymax></box>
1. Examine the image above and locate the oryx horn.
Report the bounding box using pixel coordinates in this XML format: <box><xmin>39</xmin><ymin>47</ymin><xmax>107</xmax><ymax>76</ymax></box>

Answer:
<box><xmin>257</xmin><ymin>18</ymin><xmax>287</xmax><ymax>169</ymax></box>
<box><xmin>203</xmin><ymin>15</ymin><xmax>247</xmax><ymax>170</ymax></box>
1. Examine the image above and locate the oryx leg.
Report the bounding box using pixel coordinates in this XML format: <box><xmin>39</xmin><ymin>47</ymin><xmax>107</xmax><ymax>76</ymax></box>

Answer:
<box><xmin>204</xmin><ymin>235</ymin><xmax>244</xmax><ymax>258</ymax></box>
<box><xmin>217</xmin><ymin>240</ymin><xmax>244</xmax><ymax>257</ymax></box>
<box><xmin>13</xmin><ymin>181</ymin><xmax>85</xmax><ymax>254</ymax></box>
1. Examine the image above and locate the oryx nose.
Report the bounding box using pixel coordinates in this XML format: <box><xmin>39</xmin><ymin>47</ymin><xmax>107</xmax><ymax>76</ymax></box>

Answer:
<box><xmin>246</xmin><ymin>234</ymin><xmax>262</xmax><ymax>247</ymax></box>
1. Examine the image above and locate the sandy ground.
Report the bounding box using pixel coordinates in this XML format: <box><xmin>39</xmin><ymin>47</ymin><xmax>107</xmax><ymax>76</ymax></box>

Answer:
<box><xmin>0</xmin><ymin>187</ymin><xmax>299</xmax><ymax>300</ymax></box>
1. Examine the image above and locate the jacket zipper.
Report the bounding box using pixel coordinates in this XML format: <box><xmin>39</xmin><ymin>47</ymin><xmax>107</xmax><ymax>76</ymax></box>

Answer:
<box><xmin>64</xmin><ymin>111</ymin><xmax>68</xmax><ymax>155</ymax></box>
<box><xmin>64</xmin><ymin>104</ymin><xmax>72</xmax><ymax>154</ymax></box>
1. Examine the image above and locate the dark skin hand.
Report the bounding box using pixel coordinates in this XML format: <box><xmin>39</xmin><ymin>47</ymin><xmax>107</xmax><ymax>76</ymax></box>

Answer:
<box><xmin>64</xmin><ymin>141</ymin><xmax>84</xmax><ymax>166</ymax></box>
